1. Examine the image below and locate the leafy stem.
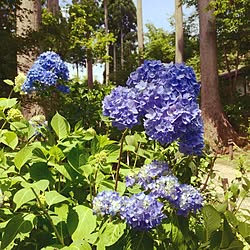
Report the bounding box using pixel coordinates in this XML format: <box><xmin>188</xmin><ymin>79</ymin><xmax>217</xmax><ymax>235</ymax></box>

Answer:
<box><xmin>114</xmin><ymin>128</ymin><xmax>128</xmax><ymax>191</ymax></box>
<box><xmin>30</xmin><ymin>187</ymin><xmax>65</xmax><ymax>247</ymax></box>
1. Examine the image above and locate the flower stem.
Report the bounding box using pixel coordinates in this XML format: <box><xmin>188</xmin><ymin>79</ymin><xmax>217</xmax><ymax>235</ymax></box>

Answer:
<box><xmin>114</xmin><ymin>129</ymin><xmax>128</xmax><ymax>191</ymax></box>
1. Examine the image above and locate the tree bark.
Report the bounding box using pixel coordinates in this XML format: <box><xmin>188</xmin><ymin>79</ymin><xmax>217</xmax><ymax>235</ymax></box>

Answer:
<box><xmin>136</xmin><ymin>0</ymin><xmax>144</xmax><ymax>64</ymax></box>
<box><xmin>175</xmin><ymin>0</ymin><xmax>184</xmax><ymax>63</ymax></box>
<box><xmin>16</xmin><ymin>0</ymin><xmax>41</xmax><ymax>74</ymax></box>
<box><xmin>198</xmin><ymin>0</ymin><xmax>242</xmax><ymax>151</ymax></box>
<box><xmin>87</xmin><ymin>57</ymin><xmax>94</xmax><ymax>89</ymax></box>
<box><xmin>104</xmin><ymin>0</ymin><xmax>109</xmax><ymax>85</ymax></box>
<box><xmin>47</xmin><ymin>0</ymin><xmax>59</xmax><ymax>15</ymax></box>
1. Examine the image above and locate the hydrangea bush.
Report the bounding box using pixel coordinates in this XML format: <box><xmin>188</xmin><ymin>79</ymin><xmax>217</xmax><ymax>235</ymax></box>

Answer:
<box><xmin>1</xmin><ymin>60</ymin><xmax>249</xmax><ymax>250</ymax></box>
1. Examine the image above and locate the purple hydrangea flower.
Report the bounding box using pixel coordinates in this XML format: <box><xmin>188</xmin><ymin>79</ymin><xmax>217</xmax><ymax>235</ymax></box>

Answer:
<box><xmin>102</xmin><ymin>86</ymin><xmax>140</xmax><ymax>130</ymax></box>
<box><xmin>103</xmin><ymin>60</ymin><xmax>204</xmax><ymax>155</ymax></box>
<box><xmin>120</xmin><ymin>193</ymin><xmax>165</xmax><ymax>230</ymax></box>
<box><xmin>126</xmin><ymin>160</ymin><xmax>171</xmax><ymax>189</ymax></box>
<box><xmin>92</xmin><ymin>191</ymin><xmax>122</xmax><ymax>216</ymax></box>
<box><xmin>22</xmin><ymin>51</ymin><xmax>69</xmax><ymax>94</ymax></box>
<box><xmin>147</xmin><ymin>175</ymin><xmax>181</xmax><ymax>205</ymax></box>
<box><xmin>176</xmin><ymin>184</ymin><xmax>204</xmax><ymax>216</ymax></box>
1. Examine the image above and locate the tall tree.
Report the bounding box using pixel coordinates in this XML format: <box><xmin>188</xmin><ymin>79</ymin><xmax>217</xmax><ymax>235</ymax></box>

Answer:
<box><xmin>103</xmin><ymin>0</ymin><xmax>110</xmax><ymax>84</ymax></box>
<box><xmin>136</xmin><ymin>0</ymin><xmax>143</xmax><ymax>63</ymax></box>
<box><xmin>16</xmin><ymin>0</ymin><xmax>41</xmax><ymax>74</ymax></box>
<box><xmin>198</xmin><ymin>0</ymin><xmax>239</xmax><ymax>150</ymax></box>
<box><xmin>47</xmin><ymin>0</ymin><xmax>59</xmax><ymax>15</ymax></box>
<box><xmin>175</xmin><ymin>0</ymin><xmax>184</xmax><ymax>63</ymax></box>
<box><xmin>107</xmin><ymin>0</ymin><xmax>137</xmax><ymax>83</ymax></box>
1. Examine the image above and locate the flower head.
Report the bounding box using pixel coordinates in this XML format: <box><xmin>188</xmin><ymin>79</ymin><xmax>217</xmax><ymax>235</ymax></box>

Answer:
<box><xmin>102</xmin><ymin>86</ymin><xmax>140</xmax><ymax>130</ymax></box>
<box><xmin>120</xmin><ymin>193</ymin><xmax>165</xmax><ymax>230</ymax></box>
<box><xmin>176</xmin><ymin>184</ymin><xmax>204</xmax><ymax>216</ymax></box>
<box><xmin>92</xmin><ymin>191</ymin><xmax>122</xmax><ymax>217</ymax></box>
<box><xmin>21</xmin><ymin>51</ymin><xmax>69</xmax><ymax>94</ymax></box>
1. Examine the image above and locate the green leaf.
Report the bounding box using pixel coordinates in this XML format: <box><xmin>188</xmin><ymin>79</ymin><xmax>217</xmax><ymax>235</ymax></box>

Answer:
<box><xmin>44</xmin><ymin>190</ymin><xmax>68</xmax><ymax>207</ymax></box>
<box><xmin>61</xmin><ymin>241</ymin><xmax>92</xmax><ymax>250</ymax></box>
<box><xmin>51</xmin><ymin>112</ymin><xmax>70</xmax><ymax>140</ymax></box>
<box><xmin>202</xmin><ymin>205</ymin><xmax>222</xmax><ymax>238</ymax></box>
<box><xmin>13</xmin><ymin>188</ymin><xmax>36</xmax><ymax>211</ymax></box>
<box><xmin>67</xmin><ymin>205</ymin><xmax>96</xmax><ymax>241</ymax></box>
<box><xmin>1</xmin><ymin>213</ymin><xmax>35</xmax><ymax>250</ymax></box>
<box><xmin>0</xmin><ymin>98</ymin><xmax>17</xmax><ymax>109</ymax></box>
<box><xmin>224</xmin><ymin>210</ymin><xmax>239</xmax><ymax>228</ymax></box>
<box><xmin>0</xmin><ymin>130</ymin><xmax>18</xmax><ymax>149</ymax></box>
<box><xmin>49</xmin><ymin>145</ymin><xmax>65</xmax><ymax>162</ymax></box>
<box><xmin>238</xmin><ymin>221</ymin><xmax>250</xmax><ymax>238</ymax></box>
<box><xmin>3</xmin><ymin>79</ymin><xmax>14</xmax><ymax>86</ymax></box>
<box><xmin>127</xmin><ymin>230</ymin><xmax>153</xmax><ymax>250</ymax></box>
<box><xmin>14</xmin><ymin>146</ymin><xmax>34</xmax><ymax>170</ymax></box>
<box><xmin>97</xmin><ymin>221</ymin><xmax>126</xmax><ymax>248</ymax></box>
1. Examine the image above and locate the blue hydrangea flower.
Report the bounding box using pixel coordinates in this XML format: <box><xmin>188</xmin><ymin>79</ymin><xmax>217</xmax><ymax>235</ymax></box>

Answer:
<box><xmin>126</xmin><ymin>160</ymin><xmax>171</xmax><ymax>189</ymax></box>
<box><xmin>92</xmin><ymin>191</ymin><xmax>122</xmax><ymax>217</ymax></box>
<box><xmin>102</xmin><ymin>86</ymin><xmax>140</xmax><ymax>130</ymax></box>
<box><xmin>176</xmin><ymin>184</ymin><xmax>204</xmax><ymax>216</ymax></box>
<box><xmin>147</xmin><ymin>175</ymin><xmax>181</xmax><ymax>205</ymax></box>
<box><xmin>102</xmin><ymin>60</ymin><xmax>204</xmax><ymax>155</ymax></box>
<box><xmin>120</xmin><ymin>193</ymin><xmax>165</xmax><ymax>230</ymax></box>
<box><xmin>21</xmin><ymin>51</ymin><xmax>69</xmax><ymax>94</ymax></box>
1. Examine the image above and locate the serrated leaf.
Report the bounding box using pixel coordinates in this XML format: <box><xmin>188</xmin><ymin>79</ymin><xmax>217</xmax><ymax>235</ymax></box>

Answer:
<box><xmin>67</xmin><ymin>205</ymin><xmax>96</xmax><ymax>241</ymax></box>
<box><xmin>202</xmin><ymin>205</ymin><xmax>222</xmax><ymax>238</ymax></box>
<box><xmin>0</xmin><ymin>130</ymin><xmax>18</xmax><ymax>149</ymax></box>
<box><xmin>14</xmin><ymin>146</ymin><xmax>34</xmax><ymax>170</ymax></box>
<box><xmin>45</xmin><ymin>190</ymin><xmax>68</xmax><ymax>207</ymax></box>
<box><xmin>51</xmin><ymin>112</ymin><xmax>70</xmax><ymax>140</ymax></box>
<box><xmin>97</xmin><ymin>221</ymin><xmax>126</xmax><ymax>247</ymax></box>
<box><xmin>13</xmin><ymin>188</ymin><xmax>36</xmax><ymax>211</ymax></box>
<box><xmin>0</xmin><ymin>98</ymin><xmax>17</xmax><ymax>109</ymax></box>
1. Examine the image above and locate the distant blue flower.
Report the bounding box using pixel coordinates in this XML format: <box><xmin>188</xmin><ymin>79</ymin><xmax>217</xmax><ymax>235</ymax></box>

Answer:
<box><xmin>120</xmin><ymin>193</ymin><xmax>165</xmax><ymax>230</ymax></box>
<box><xmin>56</xmin><ymin>85</ymin><xmax>70</xmax><ymax>94</ymax></box>
<box><xmin>92</xmin><ymin>191</ymin><xmax>122</xmax><ymax>217</ymax></box>
<box><xmin>176</xmin><ymin>184</ymin><xmax>204</xmax><ymax>216</ymax></box>
<box><xmin>22</xmin><ymin>51</ymin><xmax>69</xmax><ymax>94</ymax></box>
<box><xmin>102</xmin><ymin>86</ymin><xmax>140</xmax><ymax>130</ymax></box>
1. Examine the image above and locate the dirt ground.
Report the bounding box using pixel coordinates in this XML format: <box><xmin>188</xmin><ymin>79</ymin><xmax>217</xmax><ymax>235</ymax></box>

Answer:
<box><xmin>210</xmin><ymin>155</ymin><xmax>250</xmax><ymax>212</ymax></box>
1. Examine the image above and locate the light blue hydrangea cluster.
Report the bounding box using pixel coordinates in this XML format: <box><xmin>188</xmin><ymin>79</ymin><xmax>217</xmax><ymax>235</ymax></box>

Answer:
<box><xmin>92</xmin><ymin>161</ymin><xmax>203</xmax><ymax>230</ymax></box>
<box><xmin>21</xmin><ymin>51</ymin><xmax>70</xmax><ymax>94</ymax></box>
<box><xmin>126</xmin><ymin>161</ymin><xmax>203</xmax><ymax>216</ymax></box>
<box><xmin>102</xmin><ymin>60</ymin><xmax>204</xmax><ymax>155</ymax></box>
<box><xmin>93</xmin><ymin>191</ymin><xmax>165</xmax><ymax>231</ymax></box>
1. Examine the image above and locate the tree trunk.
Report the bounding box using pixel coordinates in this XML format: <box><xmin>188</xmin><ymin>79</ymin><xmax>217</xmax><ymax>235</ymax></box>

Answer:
<box><xmin>47</xmin><ymin>0</ymin><xmax>59</xmax><ymax>15</ymax></box>
<box><xmin>16</xmin><ymin>0</ymin><xmax>41</xmax><ymax>74</ymax></box>
<box><xmin>198</xmin><ymin>0</ymin><xmax>242</xmax><ymax>151</ymax></box>
<box><xmin>175</xmin><ymin>0</ymin><xmax>184</xmax><ymax>63</ymax></box>
<box><xmin>104</xmin><ymin>0</ymin><xmax>109</xmax><ymax>85</ymax></box>
<box><xmin>87</xmin><ymin>57</ymin><xmax>94</xmax><ymax>89</ymax></box>
<box><xmin>113</xmin><ymin>44</ymin><xmax>117</xmax><ymax>83</ymax></box>
<box><xmin>136</xmin><ymin>0</ymin><xmax>144</xmax><ymax>64</ymax></box>
<box><xmin>120</xmin><ymin>29</ymin><xmax>124</xmax><ymax>69</ymax></box>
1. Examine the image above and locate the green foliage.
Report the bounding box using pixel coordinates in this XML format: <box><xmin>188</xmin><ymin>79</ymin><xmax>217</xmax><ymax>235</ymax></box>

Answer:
<box><xmin>0</xmin><ymin>79</ymin><xmax>249</xmax><ymax>249</ymax></box>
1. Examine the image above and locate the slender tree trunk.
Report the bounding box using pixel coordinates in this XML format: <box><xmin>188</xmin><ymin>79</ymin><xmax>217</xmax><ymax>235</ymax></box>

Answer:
<box><xmin>104</xmin><ymin>0</ymin><xmax>109</xmax><ymax>85</ymax></box>
<box><xmin>113</xmin><ymin>44</ymin><xmax>117</xmax><ymax>82</ymax></box>
<box><xmin>16</xmin><ymin>0</ymin><xmax>41</xmax><ymax>74</ymax></box>
<box><xmin>198</xmin><ymin>0</ymin><xmax>241</xmax><ymax>151</ymax></box>
<box><xmin>87</xmin><ymin>57</ymin><xmax>94</xmax><ymax>89</ymax></box>
<box><xmin>120</xmin><ymin>30</ymin><xmax>124</xmax><ymax>69</ymax></box>
<box><xmin>47</xmin><ymin>0</ymin><xmax>59</xmax><ymax>15</ymax></box>
<box><xmin>136</xmin><ymin>0</ymin><xmax>144</xmax><ymax>64</ymax></box>
<box><xmin>175</xmin><ymin>0</ymin><xmax>184</xmax><ymax>63</ymax></box>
